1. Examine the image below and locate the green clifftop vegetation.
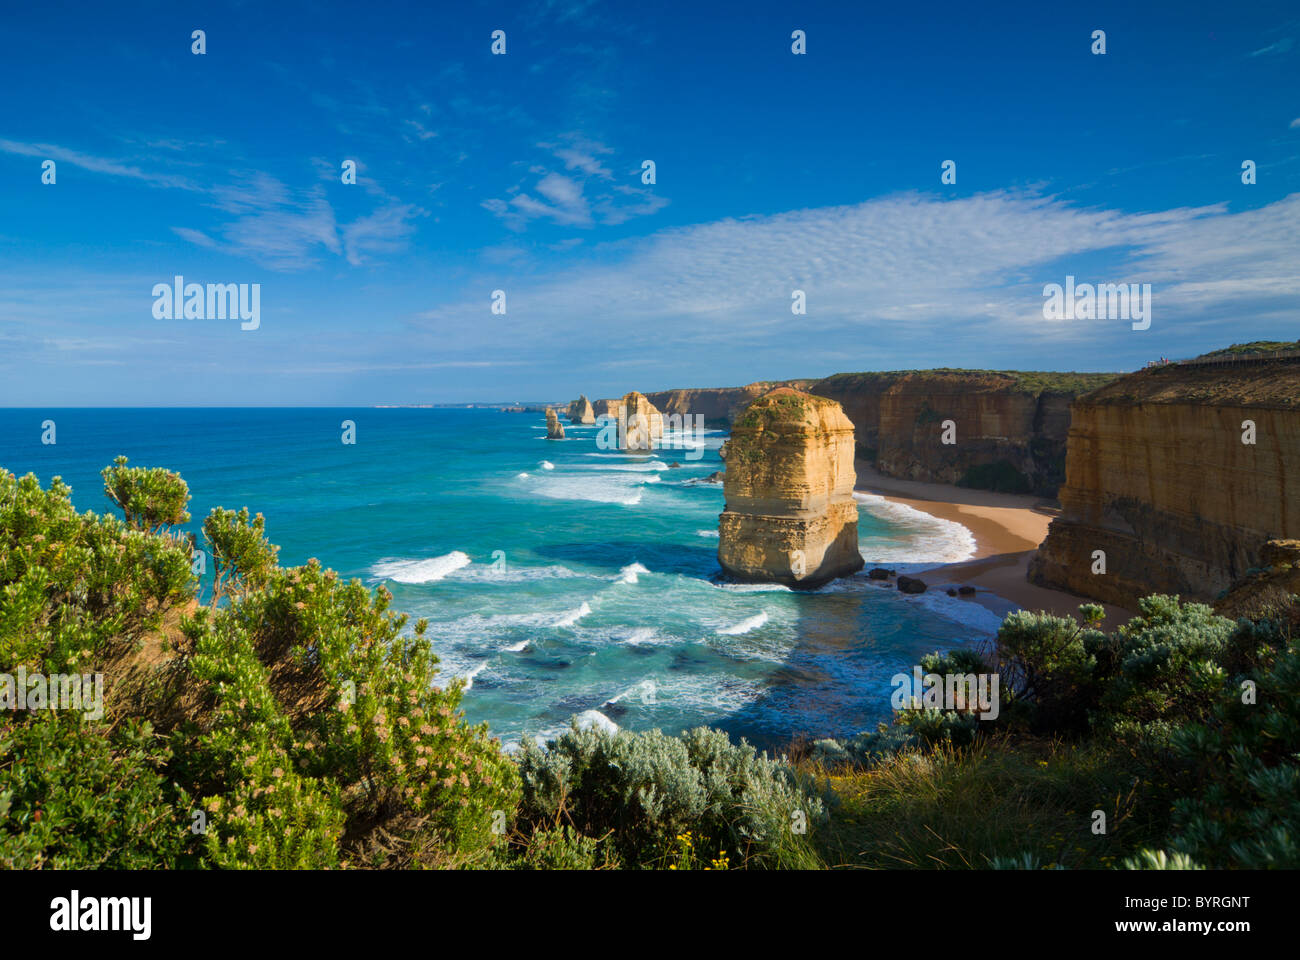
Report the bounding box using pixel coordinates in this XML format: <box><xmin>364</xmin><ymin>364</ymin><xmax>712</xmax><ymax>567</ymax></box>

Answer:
<box><xmin>2</xmin><ymin>461</ymin><xmax>1297</xmax><ymax>869</ymax></box>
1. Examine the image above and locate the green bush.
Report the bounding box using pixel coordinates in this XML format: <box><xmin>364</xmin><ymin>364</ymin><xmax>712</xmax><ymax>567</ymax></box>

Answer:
<box><xmin>517</xmin><ymin>725</ymin><xmax>825</xmax><ymax>869</ymax></box>
<box><xmin>0</xmin><ymin>714</ymin><xmax>188</xmax><ymax>869</ymax></box>
<box><xmin>1161</xmin><ymin>639</ymin><xmax>1300</xmax><ymax>868</ymax></box>
<box><xmin>102</xmin><ymin>456</ymin><xmax>191</xmax><ymax>534</ymax></box>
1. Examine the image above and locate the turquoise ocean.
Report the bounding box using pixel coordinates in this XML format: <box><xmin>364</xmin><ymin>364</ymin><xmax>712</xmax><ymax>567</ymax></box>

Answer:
<box><xmin>0</xmin><ymin>408</ymin><xmax>1006</xmax><ymax>749</ymax></box>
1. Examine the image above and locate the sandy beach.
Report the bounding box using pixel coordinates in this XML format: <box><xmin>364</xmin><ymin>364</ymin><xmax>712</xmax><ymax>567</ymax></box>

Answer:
<box><xmin>854</xmin><ymin>461</ymin><xmax>1133</xmax><ymax>628</ymax></box>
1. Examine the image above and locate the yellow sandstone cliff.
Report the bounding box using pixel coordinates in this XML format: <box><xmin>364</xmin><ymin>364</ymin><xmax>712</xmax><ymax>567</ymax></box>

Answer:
<box><xmin>618</xmin><ymin>391</ymin><xmax>663</xmax><ymax>451</ymax></box>
<box><xmin>647</xmin><ymin>380</ymin><xmax>814</xmax><ymax>427</ymax></box>
<box><xmin>1028</xmin><ymin>356</ymin><xmax>1300</xmax><ymax>608</ymax></box>
<box><xmin>718</xmin><ymin>389</ymin><xmax>864</xmax><ymax>587</ymax></box>
<box><xmin>567</xmin><ymin>395</ymin><xmax>596</xmax><ymax>424</ymax></box>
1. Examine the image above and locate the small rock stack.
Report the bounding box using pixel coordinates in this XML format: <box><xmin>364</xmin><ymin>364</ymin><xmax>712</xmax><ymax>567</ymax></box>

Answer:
<box><xmin>545</xmin><ymin>408</ymin><xmax>566</xmax><ymax>440</ymax></box>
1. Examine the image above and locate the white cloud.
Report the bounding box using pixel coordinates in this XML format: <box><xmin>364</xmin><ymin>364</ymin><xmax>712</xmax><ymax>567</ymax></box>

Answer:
<box><xmin>484</xmin><ymin>137</ymin><xmax>666</xmax><ymax>230</ymax></box>
<box><xmin>424</xmin><ymin>189</ymin><xmax>1300</xmax><ymax>361</ymax></box>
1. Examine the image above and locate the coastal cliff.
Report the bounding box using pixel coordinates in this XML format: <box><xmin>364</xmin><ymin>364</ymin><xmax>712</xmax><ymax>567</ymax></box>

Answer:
<box><xmin>568</xmin><ymin>395</ymin><xmax>596</xmax><ymax>424</ymax></box>
<box><xmin>647</xmin><ymin>380</ymin><xmax>813</xmax><ymax>427</ymax></box>
<box><xmin>810</xmin><ymin>370</ymin><xmax>1117</xmax><ymax>496</ymax></box>
<box><xmin>1028</xmin><ymin>354</ymin><xmax>1300</xmax><ymax>608</ymax></box>
<box><xmin>718</xmin><ymin>389</ymin><xmax>863</xmax><ymax>587</ymax></box>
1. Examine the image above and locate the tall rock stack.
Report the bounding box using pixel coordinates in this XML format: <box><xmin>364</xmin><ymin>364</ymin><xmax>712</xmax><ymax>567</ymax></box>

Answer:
<box><xmin>545</xmin><ymin>408</ymin><xmax>566</xmax><ymax>440</ymax></box>
<box><xmin>568</xmin><ymin>395</ymin><xmax>596</xmax><ymax>424</ymax></box>
<box><xmin>718</xmin><ymin>389</ymin><xmax>864</xmax><ymax>587</ymax></box>
<box><xmin>620</xmin><ymin>391</ymin><xmax>664</xmax><ymax>451</ymax></box>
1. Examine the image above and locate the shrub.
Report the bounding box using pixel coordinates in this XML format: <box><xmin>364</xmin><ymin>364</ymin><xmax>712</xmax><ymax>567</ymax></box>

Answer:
<box><xmin>172</xmin><ymin>557</ymin><xmax>520</xmax><ymax>868</ymax></box>
<box><xmin>202</xmin><ymin>507</ymin><xmax>280</xmax><ymax>605</ymax></box>
<box><xmin>1162</xmin><ymin>639</ymin><xmax>1300</xmax><ymax>868</ymax></box>
<box><xmin>0</xmin><ymin>714</ymin><xmax>188</xmax><ymax>869</ymax></box>
<box><xmin>101</xmin><ymin>456</ymin><xmax>191</xmax><ymax>534</ymax></box>
<box><xmin>516</xmin><ymin>725</ymin><xmax>825</xmax><ymax>869</ymax></box>
<box><xmin>994</xmin><ymin>605</ymin><xmax>1105</xmax><ymax>734</ymax></box>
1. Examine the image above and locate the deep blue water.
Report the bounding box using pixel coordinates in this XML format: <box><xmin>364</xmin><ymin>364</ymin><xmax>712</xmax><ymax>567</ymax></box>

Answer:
<box><xmin>0</xmin><ymin>408</ymin><xmax>1001</xmax><ymax>749</ymax></box>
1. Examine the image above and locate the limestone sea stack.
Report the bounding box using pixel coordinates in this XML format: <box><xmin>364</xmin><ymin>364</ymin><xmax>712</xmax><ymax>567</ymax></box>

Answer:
<box><xmin>619</xmin><ymin>391</ymin><xmax>663</xmax><ymax>451</ymax></box>
<box><xmin>545</xmin><ymin>407</ymin><xmax>566</xmax><ymax>440</ymax></box>
<box><xmin>718</xmin><ymin>389</ymin><xmax>864</xmax><ymax>587</ymax></box>
<box><xmin>568</xmin><ymin>395</ymin><xmax>596</xmax><ymax>424</ymax></box>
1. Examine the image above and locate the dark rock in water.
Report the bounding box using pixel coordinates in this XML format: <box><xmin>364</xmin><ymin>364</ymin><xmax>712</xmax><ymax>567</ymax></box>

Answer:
<box><xmin>668</xmin><ymin>462</ymin><xmax>682</xmax><ymax>469</ymax></box>
<box><xmin>946</xmin><ymin>587</ymin><xmax>957</xmax><ymax>596</ymax></box>
<box><xmin>704</xmin><ymin>471</ymin><xmax>724</xmax><ymax>483</ymax></box>
<box><xmin>601</xmin><ymin>700</ymin><xmax>630</xmax><ymax>719</ymax></box>
<box><xmin>958</xmin><ymin>585</ymin><xmax>977</xmax><ymax>596</ymax></box>
<box><xmin>868</xmin><ymin>567</ymin><xmax>895</xmax><ymax>580</ymax></box>
<box><xmin>897</xmin><ymin>575</ymin><xmax>927</xmax><ymax>594</ymax></box>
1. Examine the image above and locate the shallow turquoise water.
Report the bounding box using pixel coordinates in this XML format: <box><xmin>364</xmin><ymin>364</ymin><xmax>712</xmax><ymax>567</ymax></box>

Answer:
<box><xmin>0</xmin><ymin>407</ymin><xmax>1002</xmax><ymax>749</ymax></box>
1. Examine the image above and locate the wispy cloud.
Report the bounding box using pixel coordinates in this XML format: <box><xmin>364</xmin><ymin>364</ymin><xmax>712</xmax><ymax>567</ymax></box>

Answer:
<box><xmin>484</xmin><ymin>137</ymin><xmax>667</xmax><ymax>230</ymax></box>
<box><xmin>422</xmin><ymin>189</ymin><xmax>1300</xmax><ymax>362</ymax></box>
<box><xmin>0</xmin><ymin>138</ymin><xmax>198</xmax><ymax>190</ymax></box>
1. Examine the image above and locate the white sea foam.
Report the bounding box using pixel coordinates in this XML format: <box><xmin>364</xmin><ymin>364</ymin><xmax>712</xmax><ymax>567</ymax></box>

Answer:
<box><xmin>540</xmin><ymin>460</ymin><xmax>555</xmax><ymax>470</ymax></box>
<box><xmin>621</xmin><ymin>627</ymin><xmax>658</xmax><ymax>645</ymax></box>
<box><xmin>617</xmin><ymin>562</ymin><xmax>651</xmax><ymax>584</ymax></box>
<box><xmin>575</xmin><ymin>460</ymin><xmax>667</xmax><ymax>473</ymax></box>
<box><xmin>503</xmin><ymin>639</ymin><xmax>531</xmax><ymax>652</ymax></box>
<box><xmin>533</xmin><ymin>473</ymin><xmax>649</xmax><ymax>506</ymax></box>
<box><xmin>451</xmin><ymin>563</ymin><xmax>585</xmax><ymax>583</ymax></box>
<box><xmin>574</xmin><ymin>709</ymin><xmax>620</xmax><ymax>735</ymax></box>
<box><xmin>372</xmin><ymin>551</ymin><xmax>471</xmax><ymax>584</ymax></box>
<box><xmin>853</xmin><ymin>492</ymin><xmax>977</xmax><ymax>566</ymax></box>
<box><xmin>605</xmin><ymin>679</ymin><xmax>656</xmax><ymax>705</ymax></box>
<box><xmin>459</xmin><ymin>662</ymin><xmax>488</xmax><ymax>691</ymax></box>
<box><xmin>516</xmin><ymin>471</ymin><xmax>530</xmax><ymax>478</ymax></box>
<box><xmin>554</xmin><ymin>601</ymin><xmax>592</xmax><ymax>627</ymax></box>
<box><xmin>696</xmin><ymin>529</ymin><xmax>719</xmax><ymax>538</ymax></box>
<box><xmin>716</xmin><ymin>610</ymin><xmax>769</xmax><ymax>635</ymax></box>
<box><xmin>712</xmin><ymin>581</ymin><xmax>792</xmax><ymax>593</ymax></box>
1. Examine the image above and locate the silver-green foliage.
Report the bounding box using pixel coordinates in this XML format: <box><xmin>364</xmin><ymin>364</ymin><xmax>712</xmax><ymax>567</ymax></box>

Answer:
<box><xmin>517</xmin><ymin>725</ymin><xmax>826</xmax><ymax>868</ymax></box>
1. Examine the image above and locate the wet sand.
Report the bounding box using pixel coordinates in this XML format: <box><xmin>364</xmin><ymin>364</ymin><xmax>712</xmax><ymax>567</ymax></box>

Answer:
<box><xmin>854</xmin><ymin>461</ymin><xmax>1133</xmax><ymax>628</ymax></box>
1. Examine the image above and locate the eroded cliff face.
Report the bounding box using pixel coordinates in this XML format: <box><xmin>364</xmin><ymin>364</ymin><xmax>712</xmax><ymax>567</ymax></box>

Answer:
<box><xmin>718</xmin><ymin>389</ymin><xmax>863</xmax><ymax>587</ymax></box>
<box><xmin>647</xmin><ymin>380</ymin><xmax>813</xmax><ymax>427</ymax></box>
<box><xmin>568</xmin><ymin>395</ymin><xmax>596</xmax><ymax>424</ymax></box>
<box><xmin>1028</xmin><ymin>360</ymin><xmax>1300</xmax><ymax>608</ymax></box>
<box><xmin>810</xmin><ymin>371</ymin><xmax>1115</xmax><ymax>496</ymax></box>
<box><xmin>592</xmin><ymin>398</ymin><xmax>623</xmax><ymax>419</ymax></box>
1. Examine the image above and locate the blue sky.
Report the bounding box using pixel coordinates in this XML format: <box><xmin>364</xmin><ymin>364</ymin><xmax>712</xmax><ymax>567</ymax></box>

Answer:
<box><xmin>1</xmin><ymin>0</ymin><xmax>1297</xmax><ymax>405</ymax></box>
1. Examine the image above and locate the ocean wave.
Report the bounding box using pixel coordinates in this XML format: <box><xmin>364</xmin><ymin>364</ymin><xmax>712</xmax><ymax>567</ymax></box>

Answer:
<box><xmin>617</xmin><ymin>562</ymin><xmax>651</xmax><ymax>584</ymax></box>
<box><xmin>696</xmin><ymin>529</ymin><xmax>719</xmax><ymax>538</ymax></box>
<box><xmin>540</xmin><ymin>460</ymin><xmax>555</xmax><ymax>470</ymax></box>
<box><xmin>532</xmin><ymin>474</ymin><xmax>648</xmax><ymax>506</ymax></box>
<box><xmin>574</xmin><ymin>709</ymin><xmax>620</xmax><ymax>734</ymax></box>
<box><xmin>574</xmin><ymin>460</ymin><xmax>667</xmax><ymax>473</ymax></box>
<box><xmin>621</xmin><ymin>627</ymin><xmax>659</xmax><ymax>645</ymax></box>
<box><xmin>451</xmin><ymin>563</ymin><xmax>585</xmax><ymax>584</ymax></box>
<box><xmin>372</xmin><ymin>551</ymin><xmax>471</xmax><ymax>584</ymax></box>
<box><xmin>716</xmin><ymin>610</ymin><xmax>769</xmax><ymax>635</ymax></box>
<box><xmin>516</xmin><ymin>471</ymin><xmax>530</xmax><ymax>478</ymax></box>
<box><xmin>459</xmin><ymin>662</ymin><xmax>488</xmax><ymax>691</ymax></box>
<box><xmin>853</xmin><ymin>492</ymin><xmax>977</xmax><ymax>566</ymax></box>
<box><xmin>503</xmin><ymin>639</ymin><xmax>531</xmax><ymax>652</ymax></box>
<box><xmin>554</xmin><ymin>601</ymin><xmax>592</xmax><ymax>627</ymax></box>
